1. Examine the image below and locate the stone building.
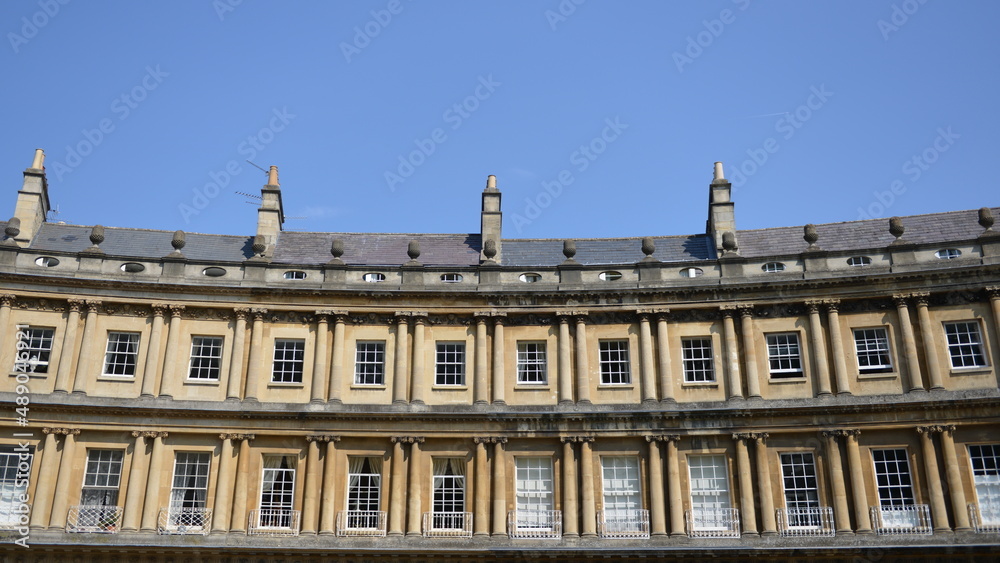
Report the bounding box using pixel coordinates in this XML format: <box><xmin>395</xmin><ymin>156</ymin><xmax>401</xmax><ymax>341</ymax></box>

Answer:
<box><xmin>0</xmin><ymin>150</ymin><xmax>999</xmax><ymax>561</ymax></box>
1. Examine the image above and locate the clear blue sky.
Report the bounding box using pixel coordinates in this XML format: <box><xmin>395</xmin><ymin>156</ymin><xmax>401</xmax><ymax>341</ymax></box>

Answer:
<box><xmin>2</xmin><ymin>0</ymin><xmax>996</xmax><ymax>241</ymax></box>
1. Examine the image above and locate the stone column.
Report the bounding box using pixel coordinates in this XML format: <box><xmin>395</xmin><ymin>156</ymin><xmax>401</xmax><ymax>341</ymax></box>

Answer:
<box><xmin>139</xmin><ymin>431</ymin><xmax>168</xmax><ymax>532</ymax></box>
<box><xmin>579</xmin><ymin>437</ymin><xmax>596</xmax><ymax>536</ymax></box>
<box><xmin>211</xmin><ymin>434</ymin><xmax>237</xmax><ymax>533</ymax></box>
<box><xmin>575</xmin><ymin>315</ymin><xmax>592</xmax><ymax>404</ymax></box>
<box><xmin>733</xmin><ymin>433</ymin><xmax>757</xmax><ymax>535</ymax></box>
<box><xmin>561</xmin><ymin>438</ymin><xmax>578</xmax><ymax>536</ymax></box>
<box><xmin>140</xmin><ymin>304</ymin><xmax>166</xmax><ymax>397</ymax></box>
<box><xmin>913</xmin><ymin>294</ymin><xmax>945</xmax><ymax>390</ymax></box>
<box><xmin>388</xmin><ymin>437</ymin><xmax>408</xmax><ymax>536</ymax></box>
<box><xmin>319</xmin><ymin>436</ymin><xmax>340</xmax><ymax>535</ymax></box>
<box><xmin>410</xmin><ymin>314</ymin><xmax>427</xmax><ymax>404</ymax></box>
<box><xmin>48</xmin><ymin>429</ymin><xmax>81</xmax><ymax>528</ymax></box>
<box><xmin>474</xmin><ymin>315</ymin><xmax>489</xmax><ymax>404</ymax></box>
<box><xmin>393</xmin><ymin>314</ymin><xmax>409</xmax><ymax>404</ymax></box>
<box><xmin>989</xmin><ymin>288</ymin><xmax>1000</xmax><ymax>378</ymax></box>
<box><xmin>311</xmin><ymin>312</ymin><xmax>330</xmax><ymax>402</ymax></box>
<box><xmin>646</xmin><ymin>436</ymin><xmax>667</xmax><ymax>536</ymax></box>
<box><xmin>894</xmin><ymin>295</ymin><xmax>925</xmax><ymax>392</ymax></box>
<box><xmin>665</xmin><ymin>435</ymin><xmax>684</xmax><ymax>536</ymax></box>
<box><xmin>473</xmin><ymin>437</ymin><xmax>490</xmax><ymax>536</ymax></box>
<box><xmin>655</xmin><ymin>312</ymin><xmax>674</xmax><ymax>402</ymax></box>
<box><xmin>302</xmin><ymin>436</ymin><xmax>323</xmax><ymax>534</ymax></box>
<box><xmin>638</xmin><ymin>312</ymin><xmax>657</xmax><ymax>402</ymax></box>
<box><xmin>243</xmin><ymin>308</ymin><xmax>267</xmax><ymax>401</ymax></box>
<box><xmin>491</xmin><ymin>438</ymin><xmax>508</xmax><ymax>536</ymax></box>
<box><xmin>843</xmin><ymin>430</ymin><xmax>871</xmax><ymax>533</ymax></box>
<box><xmin>492</xmin><ymin>316</ymin><xmax>506</xmax><ymax>404</ymax></box>
<box><xmin>226</xmin><ymin>308</ymin><xmax>249</xmax><ymax>400</ymax></box>
<box><xmin>0</xmin><ymin>295</ymin><xmax>13</xmax><ymax>354</ymax></box>
<box><xmin>328</xmin><ymin>312</ymin><xmax>346</xmax><ymax>403</ymax></box>
<box><xmin>53</xmin><ymin>300</ymin><xmax>82</xmax><ymax>393</ymax></box>
<box><xmin>721</xmin><ymin>307</ymin><xmax>744</xmax><ymax>400</ymax></box>
<box><xmin>229</xmin><ymin>434</ymin><xmax>254</xmax><ymax>533</ymax></box>
<box><xmin>939</xmin><ymin>425</ymin><xmax>972</xmax><ymax>531</ymax></box>
<box><xmin>405</xmin><ymin>437</ymin><xmax>424</xmax><ymax>536</ymax></box>
<box><xmin>820</xmin><ymin>431</ymin><xmax>852</xmax><ymax>534</ymax></box>
<box><xmin>122</xmin><ymin>432</ymin><xmax>151</xmax><ymax>531</ymax></box>
<box><xmin>71</xmin><ymin>301</ymin><xmax>101</xmax><ymax>394</ymax></box>
<box><xmin>754</xmin><ymin>434</ymin><xmax>777</xmax><ymax>535</ymax></box>
<box><xmin>29</xmin><ymin>430</ymin><xmax>60</xmax><ymax>528</ymax></box>
<box><xmin>825</xmin><ymin>301</ymin><xmax>851</xmax><ymax>395</ymax></box>
<box><xmin>916</xmin><ymin>426</ymin><xmax>950</xmax><ymax>532</ymax></box>
<box><xmin>557</xmin><ymin>315</ymin><xmax>573</xmax><ymax>404</ymax></box>
<box><xmin>157</xmin><ymin>305</ymin><xmax>185</xmax><ymax>397</ymax></box>
<box><xmin>805</xmin><ymin>301</ymin><xmax>833</xmax><ymax>396</ymax></box>
<box><xmin>739</xmin><ymin>307</ymin><xmax>762</xmax><ymax>399</ymax></box>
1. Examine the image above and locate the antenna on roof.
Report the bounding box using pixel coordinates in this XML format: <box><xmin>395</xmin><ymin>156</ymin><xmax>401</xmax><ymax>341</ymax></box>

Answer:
<box><xmin>235</xmin><ymin>191</ymin><xmax>262</xmax><ymax>206</ymax></box>
<box><xmin>246</xmin><ymin>160</ymin><xmax>268</xmax><ymax>174</ymax></box>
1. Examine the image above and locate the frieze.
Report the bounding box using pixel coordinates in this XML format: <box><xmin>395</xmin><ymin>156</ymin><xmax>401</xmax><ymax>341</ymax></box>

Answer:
<box><xmin>351</xmin><ymin>312</ymin><xmax>393</xmax><ymax>325</ymax></box>
<box><xmin>505</xmin><ymin>313</ymin><xmax>556</xmax><ymax>327</ymax></box>
<box><xmin>837</xmin><ymin>298</ymin><xmax>893</xmax><ymax>314</ymax></box>
<box><xmin>669</xmin><ymin>308</ymin><xmax>720</xmax><ymax>323</ymax></box>
<box><xmin>753</xmin><ymin>303</ymin><xmax>806</xmax><ymax>319</ymax></box>
<box><xmin>11</xmin><ymin>297</ymin><xmax>70</xmax><ymax>312</ymax></box>
<box><xmin>930</xmin><ymin>289</ymin><xmax>985</xmax><ymax>307</ymax></box>
<box><xmin>427</xmin><ymin>313</ymin><xmax>473</xmax><ymax>326</ymax></box>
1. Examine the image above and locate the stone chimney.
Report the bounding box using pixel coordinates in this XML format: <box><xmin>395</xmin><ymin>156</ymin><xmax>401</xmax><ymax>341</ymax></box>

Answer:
<box><xmin>706</xmin><ymin>161</ymin><xmax>736</xmax><ymax>256</ymax></box>
<box><xmin>480</xmin><ymin>174</ymin><xmax>502</xmax><ymax>263</ymax></box>
<box><xmin>255</xmin><ymin>165</ymin><xmax>284</xmax><ymax>255</ymax></box>
<box><xmin>11</xmin><ymin>149</ymin><xmax>50</xmax><ymax>244</ymax></box>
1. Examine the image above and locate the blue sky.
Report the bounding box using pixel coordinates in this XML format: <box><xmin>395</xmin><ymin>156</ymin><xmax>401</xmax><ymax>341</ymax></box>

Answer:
<box><xmin>1</xmin><ymin>0</ymin><xmax>996</xmax><ymax>241</ymax></box>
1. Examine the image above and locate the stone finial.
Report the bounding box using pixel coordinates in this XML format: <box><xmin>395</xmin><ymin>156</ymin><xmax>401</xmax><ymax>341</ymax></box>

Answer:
<box><xmin>641</xmin><ymin>237</ymin><xmax>655</xmax><ymax>258</ymax></box>
<box><xmin>889</xmin><ymin>216</ymin><xmax>905</xmax><ymax>240</ymax></box>
<box><xmin>407</xmin><ymin>240</ymin><xmax>421</xmax><ymax>261</ymax></box>
<box><xmin>252</xmin><ymin>235</ymin><xmax>266</xmax><ymax>257</ymax></box>
<box><xmin>804</xmin><ymin>224</ymin><xmax>819</xmax><ymax>249</ymax></box>
<box><xmin>85</xmin><ymin>225</ymin><xmax>105</xmax><ymax>253</ymax></box>
<box><xmin>980</xmin><ymin>207</ymin><xmax>995</xmax><ymax>232</ymax></box>
<box><xmin>721</xmin><ymin>231</ymin><xmax>738</xmax><ymax>255</ymax></box>
<box><xmin>328</xmin><ymin>238</ymin><xmax>345</xmax><ymax>265</ymax></box>
<box><xmin>170</xmin><ymin>230</ymin><xmax>186</xmax><ymax>257</ymax></box>
<box><xmin>483</xmin><ymin>239</ymin><xmax>497</xmax><ymax>261</ymax></box>
<box><xmin>3</xmin><ymin>217</ymin><xmax>20</xmax><ymax>245</ymax></box>
<box><xmin>562</xmin><ymin>239</ymin><xmax>576</xmax><ymax>261</ymax></box>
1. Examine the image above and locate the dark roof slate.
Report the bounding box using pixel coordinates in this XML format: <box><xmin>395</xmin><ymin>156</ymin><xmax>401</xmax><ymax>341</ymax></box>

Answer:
<box><xmin>501</xmin><ymin>235</ymin><xmax>714</xmax><ymax>267</ymax></box>
<box><xmin>28</xmin><ymin>223</ymin><xmax>253</xmax><ymax>262</ymax></box>
<box><xmin>273</xmin><ymin>232</ymin><xmax>482</xmax><ymax>266</ymax></box>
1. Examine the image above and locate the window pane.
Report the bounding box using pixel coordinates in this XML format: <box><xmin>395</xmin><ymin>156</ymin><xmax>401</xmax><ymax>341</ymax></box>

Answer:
<box><xmin>682</xmin><ymin>338</ymin><xmax>715</xmax><ymax>382</ymax></box>
<box><xmin>853</xmin><ymin>328</ymin><xmax>893</xmax><ymax>373</ymax></box>
<box><xmin>354</xmin><ymin>341</ymin><xmax>385</xmax><ymax>385</ymax></box>
<box><xmin>599</xmin><ymin>340</ymin><xmax>631</xmax><ymax>385</ymax></box>
<box><xmin>435</xmin><ymin>343</ymin><xmax>465</xmax><ymax>386</ymax></box>
<box><xmin>0</xmin><ymin>446</ymin><xmax>33</xmax><ymax>527</ymax></box>
<box><xmin>103</xmin><ymin>332</ymin><xmax>140</xmax><ymax>376</ymax></box>
<box><xmin>970</xmin><ymin>444</ymin><xmax>1000</xmax><ymax>525</ymax></box>
<box><xmin>945</xmin><ymin>322</ymin><xmax>987</xmax><ymax>368</ymax></box>
<box><xmin>272</xmin><ymin>339</ymin><xmax>305</xmax><ymax>383</ymax></box>
<box><xmin>767</xmin><ymin>333</ymin><xmax>803</xmax><ymax>377</ymax></box>
<box><xmin>516</xmin><ymin>342</ymin><xmax>547</xmax><ymax>384</ymax></box>
<box><xmin>188</xmin><ymin>336</ymin><xmax>223</xmax><ymax>380</ymax></box>
<box><xmin>13</xmin><ymin>327</ymin><xmax>54</xmax><ymax>374</ymax></box>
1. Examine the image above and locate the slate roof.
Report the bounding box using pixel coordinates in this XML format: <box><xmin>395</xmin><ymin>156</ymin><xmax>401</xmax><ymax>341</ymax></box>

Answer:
<box><xmin>735</xmin><ymin>207</ymin><xmax>999</xmax><ymax>258</ymax></box>
<box><xmin>28</xmin><ymin>223</ymin><xmax>254</xmax><ymax>262</ymax></box>
<box><xmin>273</xmin><ymin>232</ymin><xmax>482</xmax><ymax>266</ymax></box>
<box><xmin>501</xmin><ymin>235</ymin><xmax>714</xmax><ymax>267</ymax></box>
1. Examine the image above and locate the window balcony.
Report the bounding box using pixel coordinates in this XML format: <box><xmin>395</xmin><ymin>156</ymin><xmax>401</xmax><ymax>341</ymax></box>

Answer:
<box><xmin>684</xmin><ymin>507</ymin><xmax>741</xmax><ymax>538</ymax></box>
<box><xmin>0</xmin><ymin>503</ymin><xmax>30</xmax><ymax>530</ymax></box>
<box><xmin>507</xmin><ymin>509</ymin><xmax>562</xmax><ymax>539</ymax></box>
<box><xmin>775</xmin><ymin>506</ymin><xmax>835</xmax><ymax>537</ymax></box>
<box><xmin>969</xmin><ymin>502</ymin><xmax>1000</xmax><ymax>533</ymax></box>
<box><xmin>247</xmin><ymin>508</ymin><xmax>300</xmax><ymax>536</ymax></box>
<box><xmin>66</xmin><ymin>505</ymin><xmax>123</xmax><ymax>533</ymax></box>
<box><xmin>157</xmin><ymin>507</ymin><xmax>212</xmax><ymax>535</ymax></box>
<box><xmin>422</xmin><ymin>511</ymin><xmax>472</xmax><ymax>538</ymax></box>
<box><xmin>336</xmin><ymin>510</ymin><xmax>387</xmax><ymax>537</ymax></box>
<box><xmin>870</xmin><ymin>504</ymin><xmax>932</xmax><ymax>535</ymax></box>
<box><xmin>597</xmin><ymin>508</ymin><xmax>649</xmax><ymax>539</ymax></box>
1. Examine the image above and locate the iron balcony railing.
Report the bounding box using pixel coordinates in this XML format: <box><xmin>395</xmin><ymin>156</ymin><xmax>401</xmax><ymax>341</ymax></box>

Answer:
<box><xmin>775</xmin><ymin>506</ymin><xmax>836</xmax><ymax>537</ymax></box>
<box><xmin>0</xmin><ymin>503</ymin><xmax>30</xmax><ymax>530</ymax></box>
<box><xmin>247</xmin><ymin>508</ymin><xmax>301</xmax><ymax>536</ymax></box>
<box><xmin>336</xmin><ymin>510</ymin><xmax>387</xmax><ymax>537</ymax></box>
<box><xmin>66</xmin><ymin>505</ymin><xmax>123</xmax><ymax>533</ymax></box>
<box><xmin>685</xmin><ymin>507</ymin><xmax>741</xmax><ymax>538</ymax></box>
<box><xmin>157</xmin><ymin>507</ymin><xmax>212</xmax><ymax>535</ymax></box>
<box><xmin>968</xmin><ymin>502</ymin><xmax>1000</xmax><ymax>533</ymax></box>
<box><xmin>597</xmin><ymin>509</ymin><xmax>650</xmax><ymax>539</ymax></box>
<box><xmin>422</xmin><ymin>511</ymin><xmax>473</xmax><ymax>538</ymax></box>
<box><xmin>870</xmin><ymin>504</ymin><xmax>932</xmax><ymax>536</ymax></box>
<box><xmin>507</xmin><ymin>509</ymin><xmax>562</xmax><ymax>539</ymax></box>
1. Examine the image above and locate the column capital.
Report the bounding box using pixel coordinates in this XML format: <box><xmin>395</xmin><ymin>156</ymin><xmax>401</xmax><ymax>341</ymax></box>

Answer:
<box><xmin>44</xmin><ymin>427</ymin><xmax>81</xmax><ymax>436</ymax></box>
<box><xmin>941</xmin><ymin>424</ymin><xmax>957</xmax><ymax>433</ymax></box>
<box><xmin>412</xmin><ymin>313</ymin><xmax>428</xmax><ymax>325</ymax></box>
<box><xmin>233</xmin><ymin>307</ymin><xmax>250</xmax><ymax>320</ymax></box>
<box><xmin>167</xmin><ymin>304</ymin><xmax>186</xmax><ymax>317</ymax></box>
<box><xmin>314</xmin><ymin>310</ymin><xmax>333</xmax><ymax>321</ymax></box>
<box><xmin>645</xmin><ymin>434</ymin><xmax>680</xmax><ymax>443</ymax></box>
<box><xmin>916</xmin><ymin>425</ymin><xmax>945</xmax><ymax>435</ymax></box>
<box><xmin>390</xmin><ymin>436</ymin><xmax>425</xmax><ymax>444</ymax></box>
<box><xmin>84</xmin><ymin>299</ymin><xmax>102</xmax><ymax>313</ymax></box>
<box><xmin>892</xmin><ymin>294</ymin><xmax>912</xmax><ymax>307</ymax></box>
<box><xmin>986</xmin><ymin>286</ymin><xmax>1000</xmax><ymax>299</ymax></box>
<box><xmin>306</xmin><ymin>434</ymin><xmax>341</xmax><ymax>443</ymax></box>
<box><xmin>820</xmin><ymin>430</ymin><xmax>842</xmax><ymax>439</ymax></box>
<box><xmin>0</xmin><ymin>294</ymin><xmax>15</xmax><ymax>307</ymax></box>
<box><xmin>150</xmin><ymin>303</ymin><xmax>167</xmax><ymax>317</ymax></box>
<box><xmin>492</xmin><ymin>315</ymin><xmax>505</xmax><ymax>326</ymax></box>
<box><xmin>250</xmin><ymin>307</ymin><xmax>268</xmax><ymax>320</ymax></box>
<box><xmin>752</xmin><ymin>432</ymin><xmax>769</xmax><ymax>443</ymax></box>
<box><xmin>837</xmin><ymin>429</ymin><xmax>861</xmax><ymax>438</ymax></box>
<box><xmin>736</xmin><ymin>304</ymin><xmax>755</xmax><ymax>318</ymax></box>
<box><xmin>140</xmin><ymin>431</ymin><xmax>169</xmax><ymax>439</ymax></box>
<box><xmin>561</xmin><ymin>435</ymin><xmax>594</xmax><ymax>444</ymax></box>
<box><xmin>824</xmin><ymin>299</ymin><xmax>841</xmax><ymax>313</ymax></box>
<box><xmin>911</xmin><ymin>291</ymin><xmax>931</xmax><ymax>306</ymax></box>
<box><xmin>804</xmin><ymin>300</ymin><xmax>823</xmax><ymax>314</ymax></box>
<box><xmin>66</xmin><ymin>298</ymin><xmax>85</xmax><ymax>312</ymax></box>
<box><xmin>732</xmin><ymin>432</ymin><xmax>754</xmax><ymax>442</ymax></box>
<box><xmin>473</xmin><ymin>436</ymin><xmax>507</xmax><ymax>445</ymax></box>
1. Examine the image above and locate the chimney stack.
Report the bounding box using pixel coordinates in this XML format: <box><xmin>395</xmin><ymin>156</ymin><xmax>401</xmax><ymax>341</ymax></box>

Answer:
<box><xmin>706</xmin><ymin>161</ymin><xmax>736</xmax><ymax>256</ymax></box>
<box><xmin>255</xmin><ymin>165</ymin><xmax>284</xmax><ymax>256</ymax></box>
<box><xmin>480</xmin><ymin>174</ymin><xmax>502</xmax><ymax>263</ymax></box>
<box><xmin>11</xmin><ymin>149</ymin><xmax>50</xmax><ymax>244</ymax></box>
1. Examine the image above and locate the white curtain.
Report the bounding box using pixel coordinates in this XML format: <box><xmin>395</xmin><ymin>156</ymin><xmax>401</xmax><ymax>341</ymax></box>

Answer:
<box><xmin>432</xmin><ymin>458</ymin><xmax>465</xmax><ymax>476</ymax></box>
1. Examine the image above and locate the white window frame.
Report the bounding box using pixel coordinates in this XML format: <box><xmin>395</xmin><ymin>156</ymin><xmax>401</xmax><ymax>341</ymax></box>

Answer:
<box><xmin>0</xmin><ymin>445</ymin><xmax>32</xmax><ymax>528</ymax></box>
<box><xmin>969</xmin><ymin>444</ymin><xmax>1000</xmax><ymax>526</ymax></box>
<box><xmin>354</xmin><ymin>341</ymin><xmax>386</xmax><ymax>386</ymax></box>
<box><xmin>779</xmin><ymin>452</ymin><xmax>821</xmax><ymax>528</ymax></box>
<box><xmin>271</xmin><ymin>339</ymin><xmax>305</xmax><ymax>383</ymax></box>
<box><xmin>81</xmin><ymin>449</ymin><xmax>124</xmax><ymax>508</ymax></box>
<box><xmin>871</xmin><ymin>448</ymin><xmax>919</xmax><ymax>529</ymax></box>
<box><xmin>514</xmin><ymin>456</ymin><xmax>554</xmax><ymax>530</ymax></box>
<box><xmin>431</xmin><ymin>458</ymin><xmax>466</xmax><ymax>529</ymax></box>
<box><xmin>259</xmin><ymin>455</ymin><xmax>296</xmax><ymax>528</ymax></box>
<box><xmin>187</xmin><ymin>336</ymin><xmax>224</xmax><ymax>380</ymax></box>
<box><xmin>601</xmin><ymin>456</ymin><xmax>642</xmax><ymax>517</ymax></box>
<box><xmin>345</xmin><ymin>456</ymin><xmax>382</xmax><ymax>529</ymax></box>
<box><xmin>435</xmin><ymin>342</ymin><xmax>466</xmax><ymax>386</ymax></box>
<box><xmin>944</xmin><ymin>321</ymin><xmax>988</xmax><ymax>369</ymax></box>
<box><xmin>682</xmin><ymin>337</ymin><xmax>715</xmax><ymax>383</ymax></box>
<box><xmin>598</xmin><ymin>340</ymin><xmax>631</xmax><ymax>385</ymax></box>
<box><xmin>103</xmin><ymin>331</ymin><xmax>140</xmax><ymax>376</ymax></box>
<box><xmin>168</xmin><ymin>452</ymin><xmax>211</xmax><ymax>524</ymax></box>
<box><xmin>853</xmin><ymin>327</ymin><xmax>894</xmax><ymax>374</ymax></box>
<box><xmin>516</xmin><ymin>342</ymin><xmax>547</xmax><ymax>384</ymax></box>
<box><xmin>766</xmin><ymin>332</ymin><xmax>804</xmax><ymax>378</ymax></box>
<box><xmin>687</xmin><ymin>454</ymin><xmax>732</xmax><ymax>531</ymax></box>
<box><xmin>13</xmin><ymin>326</ymin><xmax>55</xmax><ymax>374</ymax></box>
